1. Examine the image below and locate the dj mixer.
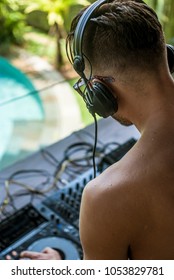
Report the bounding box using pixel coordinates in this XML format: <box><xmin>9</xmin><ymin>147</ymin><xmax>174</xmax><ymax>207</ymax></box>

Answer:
<box><xmin>0</xmin><ymin>138</ymin><xmax>136</xmax><ymax>260</ymax></box>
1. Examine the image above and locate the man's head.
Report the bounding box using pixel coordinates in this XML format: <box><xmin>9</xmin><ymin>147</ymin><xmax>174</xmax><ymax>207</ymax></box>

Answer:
<box><xmin>67</xmin><ymin>0</ymin><xmax>166</xmax><ymax>78</ymax></box>
<box><xmin>67</xmin><ymin>0</ymin><xmax>170</xmax><ymax>126</ymax></box>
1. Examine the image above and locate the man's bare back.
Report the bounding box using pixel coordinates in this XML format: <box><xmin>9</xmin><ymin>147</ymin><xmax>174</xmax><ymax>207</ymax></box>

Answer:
<box><xmin>80</xmin><ymin>109</ymin><xmax>174</xmax><ymax>259</ymax></box>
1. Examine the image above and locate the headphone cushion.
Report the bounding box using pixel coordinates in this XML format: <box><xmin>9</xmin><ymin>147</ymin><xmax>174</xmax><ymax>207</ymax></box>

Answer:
<box><xmin>167</xmin><ymin>45</ymin><xmax>174</xmax><ymax>74</ymax></box>
<box><xmin>91</xmin><ymin>82</ymin><xmax>118</xmax><ymax>118</ymax></box>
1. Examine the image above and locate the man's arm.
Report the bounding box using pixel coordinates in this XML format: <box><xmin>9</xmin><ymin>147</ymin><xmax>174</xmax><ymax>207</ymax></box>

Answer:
<box><xmin>79</xmin><ymin>179</ymin><xmax>132</xmax><ymax>260</ymax></box>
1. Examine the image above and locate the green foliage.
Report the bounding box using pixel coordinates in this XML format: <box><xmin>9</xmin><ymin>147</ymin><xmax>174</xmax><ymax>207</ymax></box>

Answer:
<box><xmin>24</xmin><ymin>0</ymin><xmax>90</xmax><ymax>68</ymax></box>
<box><xmin>25</xmin><ymin>0</ymin><xmax>90</xmax><ymax>28</ymax></box>
<box><xmin>0</xmin><ymin>0</ymin><xmax>27</xmax><ymax>48</ymax></box>
<box><xmin>144</xmin><ymin>0</ymin><xmax>174</xmax><ymax>42</ymax></box>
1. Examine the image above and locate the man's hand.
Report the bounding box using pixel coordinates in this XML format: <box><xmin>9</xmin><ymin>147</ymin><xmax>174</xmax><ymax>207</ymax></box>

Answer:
<box><xmin>20</xmin><ymin>247</ymin><xmax>62</xmax><ymax>260</ymax></box>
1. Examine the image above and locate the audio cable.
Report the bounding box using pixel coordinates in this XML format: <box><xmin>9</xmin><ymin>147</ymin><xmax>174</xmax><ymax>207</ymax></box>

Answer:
<box><xmin>92</xmin><ymin>113</ymin><xmax>98</xmax><ymax>178</ymax></box>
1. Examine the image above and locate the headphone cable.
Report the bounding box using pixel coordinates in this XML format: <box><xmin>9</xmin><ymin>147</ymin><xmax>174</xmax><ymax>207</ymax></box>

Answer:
<box><xmin>92</xmin><ymin>113</ymin><xmax>98</xmax><ymax>178</ymax></box>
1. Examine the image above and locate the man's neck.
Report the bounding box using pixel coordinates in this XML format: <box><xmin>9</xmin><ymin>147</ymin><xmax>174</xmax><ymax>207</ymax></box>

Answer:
<box><xmin>118</xmin><ymin>72</ymin><xmax>174</xmax><ymax>133</ymax></box>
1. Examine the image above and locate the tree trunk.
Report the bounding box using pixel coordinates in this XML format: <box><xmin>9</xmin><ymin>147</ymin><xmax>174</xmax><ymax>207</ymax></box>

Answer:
<box><xmin>55</xmin><ymin>22</ymin><xmax>63</xmax><ymax>70</ymax></box>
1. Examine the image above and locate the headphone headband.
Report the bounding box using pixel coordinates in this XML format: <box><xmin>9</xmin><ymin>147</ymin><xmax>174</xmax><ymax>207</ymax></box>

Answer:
<box><xmin>73</xmin><ymin>0</ymin><xmax>107</xmax><ymax>57</ymax></box>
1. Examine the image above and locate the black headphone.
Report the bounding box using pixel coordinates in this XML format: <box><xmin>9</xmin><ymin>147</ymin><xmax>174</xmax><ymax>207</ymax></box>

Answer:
<box><xmin>167</xmin><ymin>44</ymin><xmax>174</xmax><ymax>74</ymax></box>
<box><xmin>73</xmin><ymin>0</ymin><xmax>174</xmax><ymax>118</ymax></box>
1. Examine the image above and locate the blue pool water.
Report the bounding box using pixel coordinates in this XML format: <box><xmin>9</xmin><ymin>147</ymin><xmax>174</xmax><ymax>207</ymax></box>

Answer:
<box><xmin>0</xmin><ymin>57</ymin><xmax>44</xmax><ymax>169</ymax></box>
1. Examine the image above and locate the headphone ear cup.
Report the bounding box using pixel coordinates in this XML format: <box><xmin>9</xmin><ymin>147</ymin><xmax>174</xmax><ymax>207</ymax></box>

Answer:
<box><xmin>89</xmin><ymin>82</ymin><xmax>118</xmax><ymax>118</ymax></box>
<box><xmin>73</xmin><ymin>56</ymin><xmax>85</xmax><ymax>75</ymax></box>
<box><xmin>167</xmin><ymin>44</ymin><xmax>174</xmax><ymax>74</ymax></box>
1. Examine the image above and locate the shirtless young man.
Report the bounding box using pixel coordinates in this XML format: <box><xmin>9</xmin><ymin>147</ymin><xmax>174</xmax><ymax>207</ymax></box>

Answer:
<box><xmin>21</xmin><ymin>0</ymin><xmax>174</xmax><ymax>260</ymax></box>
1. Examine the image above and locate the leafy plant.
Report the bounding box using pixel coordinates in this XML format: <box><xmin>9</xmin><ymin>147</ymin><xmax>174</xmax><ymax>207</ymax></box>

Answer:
<box><xmin>25</xmin><ymin>0</ymin><xmax>90</xmax><ymax>69</ymax></box>
<box><xmin>0</xmin><ymin>0</ymin><xmax>27</xmax><ymax>50</ymax></box>
<box><xmin>145</xmin><ymin>0</ymin><xmax>174</xmax><ymax>42</ymax></box>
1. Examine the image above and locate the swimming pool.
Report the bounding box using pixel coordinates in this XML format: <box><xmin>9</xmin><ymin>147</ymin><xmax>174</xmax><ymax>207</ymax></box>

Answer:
<box><xmin>0</xmin><ymin>57</ymin><xmax>44</xmax><ymax>170</ymax></box>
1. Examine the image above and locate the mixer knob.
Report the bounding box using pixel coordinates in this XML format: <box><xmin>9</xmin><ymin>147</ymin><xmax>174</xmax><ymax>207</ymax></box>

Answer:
<box><xmin>75</xmin><ymin>183</ymin><xmax>80</xmax><ymax>190</ymax></box>
<box><xmin>50</xmin><ymin>213</ymin><xmax>55</xmax><ymax>220</ymax></box>
<box><xmin>83</xmin><ymin>178</ymin><xmax>87</xmax><ymax>186</ymax></box>
<box><xmin>68</xmin><ymin>188</ymin><xmax>72</xmax><ymax>195</ymax></box>
<box><xmin>60</xmin><ymin>193</ymin><xmax>65</xmax><ymax>200</ymax></box>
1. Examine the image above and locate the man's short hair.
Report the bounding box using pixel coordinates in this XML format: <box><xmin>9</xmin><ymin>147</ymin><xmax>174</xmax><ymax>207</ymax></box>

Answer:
<box><xmin>67</xmin><ymin>0</ymin><xmax>166</xmax><ymax>74</ymax></box>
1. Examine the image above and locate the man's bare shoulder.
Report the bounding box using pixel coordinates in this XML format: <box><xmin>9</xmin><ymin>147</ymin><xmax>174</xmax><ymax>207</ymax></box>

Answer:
<box><xmin>81</xmin><ymin>140</ymin><xmax>150</xmax><ymax>232</ymax></box>
<box><xmin>85</xmin><ymin>141</ymin><xmax>144</xmax><ymax>200</ymax></box>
